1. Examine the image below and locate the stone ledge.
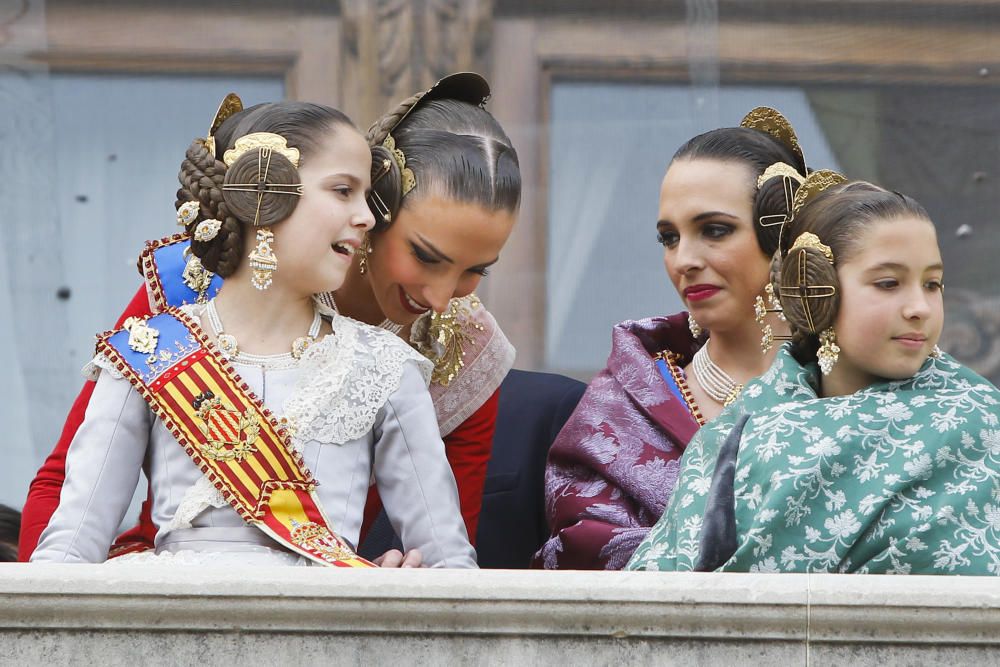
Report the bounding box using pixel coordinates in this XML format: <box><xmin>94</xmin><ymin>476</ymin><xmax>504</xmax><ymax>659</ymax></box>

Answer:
<box><xmin>2</xmin><ymin>565</ymin><xmax>999</xmax><ymax>665</ymax></box>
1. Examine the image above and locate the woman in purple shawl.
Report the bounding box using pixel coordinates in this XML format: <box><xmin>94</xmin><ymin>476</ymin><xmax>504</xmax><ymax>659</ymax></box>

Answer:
<box><xmin>535</xmin><ymin>109</ymin><xmax>808</xmax><ymax>569</ymax></box>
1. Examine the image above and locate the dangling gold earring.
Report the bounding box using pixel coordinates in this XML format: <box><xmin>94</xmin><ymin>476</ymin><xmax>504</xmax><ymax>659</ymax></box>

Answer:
<box><xmin>766</xmin><ymin>283</ymin><xmax>785</xmax><ymax>319</ymax></box>
<box><xmin>358</xmin><ymin>234</ymin><xmax>371</xmax><ymax>275</ymax></box>
<box><xmin>755</xmin><ymin>284</ymin><xmax>791</xmax><ymax>354</ymax></box>
<box><xmin>688</xmin><ymin>314</ymin><xmax>703</xmax><ymax>338</ymax></box>
<box><xmin>248</xmin><ymin>228</ymin><xmax>277</xmax><ymax>290</ymax></box>
<box><xmin>755</xmin><ymin>296</ymin><xmax>775</xmax><ymax>353</ymax></box>
<box><xmin>817</xmin><ymin>327</ymin><xmax>840</xmax><ymax>375</ymax></box>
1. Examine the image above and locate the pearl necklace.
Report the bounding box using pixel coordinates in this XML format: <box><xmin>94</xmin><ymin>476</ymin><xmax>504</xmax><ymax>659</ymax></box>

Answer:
<box><xmin>316</xmin><ymin>292</ymin><xmax>404</xmax><ymax>335</ymax></box>
<box><xmin>691</xmin><ymin>341</ymin><xmax>744</xmax><ymax>407</ymax></box>
<box><xmin>205</xmin><ymin>299</ymin><xmax>322</xmax><ymax>362</ymax></box>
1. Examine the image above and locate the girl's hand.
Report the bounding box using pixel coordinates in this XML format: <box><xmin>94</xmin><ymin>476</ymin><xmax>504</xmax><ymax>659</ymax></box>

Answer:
<box><xmin>374</xmin><ymin>548</ymin><xmax>423</xmax><ymax>568</ymax></box>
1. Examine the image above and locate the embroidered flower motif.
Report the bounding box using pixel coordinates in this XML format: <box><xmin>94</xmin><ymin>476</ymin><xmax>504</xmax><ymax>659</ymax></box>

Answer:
<box><xmin>824</xmin><ymin>510</ymin><xmax>861</xmax><ymax>538</ymax></box>
<box><xmin>877</xmin><ymin>402</ymin><xmax>913</xmax><ymax>421</ymax></box>
<box><xmin>982</xmin><ymin>429</ymin><xmax>1000</xmax><ymax>456</ymax></box>
<box><xmin>903</xmin><ymin>453</ymin><xmax>933</xmax><ymax>481</ymax></box>
<box><xmin>412</xmin><ymin>295</ymin><xmax>485</xmax><ymax>386</ymax></box>
<box><xmin>806</xmin><ymin>436</ymin><xmax>840</xmax><ymax>458</ymax></box>
<box><xmin>985</xmin><ymin>504</ymin><xmax>1000</xmax><ymax>531</ymax></box>
<box><xmin>750</xmin><ymin>556</ymin><xmax>779</xmax><ymax>573</ymax></box>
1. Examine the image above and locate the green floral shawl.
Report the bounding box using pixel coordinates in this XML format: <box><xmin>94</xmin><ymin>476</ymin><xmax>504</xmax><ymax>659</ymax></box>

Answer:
<box><xmin>626</xmin><ymin>345</ymin><xmax>1000</xmax><ymax>575</ymax></box>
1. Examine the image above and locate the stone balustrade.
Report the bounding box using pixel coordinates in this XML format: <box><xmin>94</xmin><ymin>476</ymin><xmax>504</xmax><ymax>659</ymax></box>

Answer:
<box><xmin>2</xmin><ymin>564</ymin><xmax>999</xmax><ymax>665</ymax></box>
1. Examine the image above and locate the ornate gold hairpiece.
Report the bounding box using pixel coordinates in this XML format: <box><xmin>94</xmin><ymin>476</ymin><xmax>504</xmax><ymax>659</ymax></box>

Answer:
<box><xmin>757</xmin><ymin>162</ymin><xmax>805</xmax><ymax>230</ymax></box>
<box><xmin>204</xmin><ymin>92</ymin><xmax>243</xmax><ymax>156</ymax></box>
<box><xmin>221</xmin><ymin>139</ymin><xmax>302</xmax><ymax>227</ymax></box>
<box><xmin>775</xmin><ymin>171</ymin><xmax>845</xmax><ymax>335</ymax></box>
<box><xmin>223</xmin><ymin>132</ymin><xmax>301</xmax><ymax>168</ymax></box>
<box><xmin>369</xmin><ymin>158</ymin><xmax>394</xmax><ymax>222</ymax></box>
<box><xmin>757</xmin><ymin>161</ymin><xmax>804</xmax><ymax>188</ymax></box>
<box><xmin>788</xmin><ymin>232</ymin><xmax>834</xmax><ymax>263</ymax></box>
<box><xmin>740</xmin><ymin>107</ymin><xmax>805</xmax><ymax>171</ymax></box>
<box><xmin>383</xmin><ymin>133</ymin><xmax>415</xmax><ymax>196</ymax></box>
<box><xmin>779</xmin><ymin>247</ymin><xmax>837</xmax><ymax>333</ymax></box>
<box><xmin>790</xmin><ymin>169</ymin><xmax>847</xmax><ymax>217</ymax></box>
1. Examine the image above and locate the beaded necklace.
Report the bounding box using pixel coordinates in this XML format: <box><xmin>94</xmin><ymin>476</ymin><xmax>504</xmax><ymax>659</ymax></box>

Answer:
<box><xmin>205</xmin><ymin>299</ymin><xmax>322</xmax><ymax>363</ymax></box>
<box><xmin>690</xmin><ymin>340</ymin><xmax>744</xmax><ymax>407</ymax></box>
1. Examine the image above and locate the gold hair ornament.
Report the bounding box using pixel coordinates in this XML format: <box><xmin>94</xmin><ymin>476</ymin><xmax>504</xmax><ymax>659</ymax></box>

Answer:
<box><xmin>740</xmin><ymin>107</ymin><xmax>805</xmax><ymax>171</ymax></box>
<box><xmin>757</xmin><ymin>172</ymin><xmax>802</xmax><ymax>231</ymax></box>
<box><xmin>753</xmin><ymin>161</ymin><xmax>806</xmax><ymax>349</ymax></box>
<box><xmin>204</xmin><ymin>92</ymin><xmax>244</xmax><ymax>157</ymax></box>
<box><xmin>224</xmin><ymin>132</ymin><xmax>301</xmax><ymax>168</ymax></box>
<box><xmin>757</xmin><ymin>161</ymin><xmax>804</xmax><ymax>189</ymax></box>
<box><xmin>788</xmin><ymin>232</ymin><xmax>834</xmax><ymax>263</ymax></box>
<box><xmin>790</xmin><ymin>170</ymin><xmax>847</xmax><ymax>217</ymax></box>
<box><xmin>774</xmin><ymin>169</ymin><xmax>846</xmax><ymax>255</ymax></box>
<box><xmin>177</xmin><ymin>200</ymin><xmax>201</xmax><ymax>227</ymax></box>
<box><xmin>383</xmin><ymin>133</ymin><xmax>416</xmax><ymax>196</ymax></box>
<box><xmin>755</xmin><ymin>283</ymin><xmax>791</xmax><ymax>353</ymax></box>
<box><xmin>222</xmin><ymin>136</ymin><xmax>303</xmax><ymax>227</ymax></box>
<box><xmin>369</xmin><ymin>158</ymin><xmax>394</xmax><ymax>223</ymax></box>
<box><xmin>779</xmin><ymin>236</ymin><xmax>836</xmax><ymax>334</ymax></box>
<box><xmin>194</xmin><ymin>218</ymin><xmax>223</xmax><ymax>242</ymax></box>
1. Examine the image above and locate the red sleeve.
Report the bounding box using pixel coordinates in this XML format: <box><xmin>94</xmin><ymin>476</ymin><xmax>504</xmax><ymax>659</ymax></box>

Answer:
<box><xmin>18</xmin><ymin>284</ymin><xmax>155</xmax><ymax>561</ymax></box>
<box><xmin>442</xmin><ymin>389</ymin><xmax>499</xmax><ymax>544</ymax></box>
<box><xmin>358</xmin><ymin>389</ymin><xmax>499</xmax><ymax>548</ymax></box>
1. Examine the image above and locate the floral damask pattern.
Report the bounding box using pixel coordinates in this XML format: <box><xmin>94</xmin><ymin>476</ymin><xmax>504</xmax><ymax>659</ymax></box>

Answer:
<box><xmin>627</xmin><ymin>345</ymin><xmax>1000</xmax><ymax>575</ymax></box>
<box><xmin>535</xmin><ymin>314</ymin><xmax>701</xmax><ymax>570</ymax></box>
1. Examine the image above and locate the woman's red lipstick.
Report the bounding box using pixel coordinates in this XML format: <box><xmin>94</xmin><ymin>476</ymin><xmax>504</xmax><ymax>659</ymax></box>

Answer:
<box><xmin>684</xmin><ymin>285</ymin><xmax>721</xmax><ymax>302</ymax></box>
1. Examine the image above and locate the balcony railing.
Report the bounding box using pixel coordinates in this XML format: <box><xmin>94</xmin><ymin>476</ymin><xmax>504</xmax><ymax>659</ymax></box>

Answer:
<box><xmin>2</xmin><ymin>565</ymin><xmax>999</xmax><ymax>664</ymax></box>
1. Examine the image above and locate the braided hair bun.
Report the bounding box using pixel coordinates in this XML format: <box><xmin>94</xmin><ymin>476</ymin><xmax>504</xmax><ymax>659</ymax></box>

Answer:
<box><xmin>221</xmin><ymin>148</ymin><xmax>300</xmax><ymax>228</ymax></box>
<box><xmin>778</xmin><ymin>238</ymin><xmax>840</xmax><ymax>338</ymax></box>
<box><xmin>176</xmin><ymin>138</ymin><xmax>244</xmax><ymax>278</ymax></box>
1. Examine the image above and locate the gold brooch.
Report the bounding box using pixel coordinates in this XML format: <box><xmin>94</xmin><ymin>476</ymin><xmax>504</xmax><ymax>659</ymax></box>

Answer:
<box><xmin>123</xmin><ymin>317</ymin><xmax>159</xmax><ymax>355</ymax></box>
<box><xmin>182</xmin><ymin>249</ymin><xmax>215</xmax><ymax>303</ymax></box>
<box><xmin>414</xmin><ymin>296</ymin><xmax>485</xmax><ymax>386</ymax></box>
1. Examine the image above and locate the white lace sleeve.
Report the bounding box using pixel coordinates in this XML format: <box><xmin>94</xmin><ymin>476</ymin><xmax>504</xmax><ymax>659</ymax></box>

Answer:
<box><xmin>283</xmin><ymin>314</ymin><xmax>433</xmax><ymax>446</ymax></box>
<box><xmin>166</xmin><ymin>475</ymin><xmax>227</xmax><ymax>531</ymax></box>
<box><xmin>82</xmin><ymin>352</ymin><xmax>123</xmax><ymax>381</ymax></box>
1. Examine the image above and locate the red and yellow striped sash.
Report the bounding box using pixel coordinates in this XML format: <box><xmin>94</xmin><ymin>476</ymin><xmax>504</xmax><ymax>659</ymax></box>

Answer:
<box><xmin>99</xmin><ymin>308</ymin><xmax>374</xmax><ymax>568</ymax></box>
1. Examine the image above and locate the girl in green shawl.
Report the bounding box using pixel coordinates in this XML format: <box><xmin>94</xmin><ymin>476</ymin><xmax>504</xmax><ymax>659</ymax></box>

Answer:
<box><xmin>627</xmin><ymin>175</ymin><xmax>1000</xmax><ymax>575</ymax></box>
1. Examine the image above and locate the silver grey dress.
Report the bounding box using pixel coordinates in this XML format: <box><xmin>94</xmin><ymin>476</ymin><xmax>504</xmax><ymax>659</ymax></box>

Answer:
<box><xmin>32</xmin><ymin>307</ymin><xmax>477</xmax><ymax>568</ymax></box>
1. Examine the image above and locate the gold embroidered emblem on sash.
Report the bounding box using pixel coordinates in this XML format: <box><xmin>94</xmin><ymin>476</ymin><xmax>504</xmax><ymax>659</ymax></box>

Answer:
<box><xmin>290</xmin><ymin>520</ymin><xmax>358</xmax><ymax>561</ymax></box>
<box><xmin>192</xmin><ymin>391</ymin><xmax>260</xmax><ymax>462</ymax></box>
<box><xmin>123</xmin><ymin>317</ymin><xmax>159</xmax><ymax>355</ymax></box>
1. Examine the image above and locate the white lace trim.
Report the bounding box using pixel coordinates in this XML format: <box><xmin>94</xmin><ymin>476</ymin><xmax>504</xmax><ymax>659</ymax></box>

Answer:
<box><xmin>82</xmin><ymin>353</ymin><xmax>123</xmax><ymax>381</ymax></box>
<box><xmin>106</xmin><ymin>548</ymin><xmax>310</xmax><ymax>567</ymax></box>
<box><xmin>282</xmin><ymin>313</ymin><xmax>432</xmax><ymax>446</ymax></box>
<box><xmin>167</xmin><ymin>475</ymin><xmax>228</xmax><ymax>531</ymax></box>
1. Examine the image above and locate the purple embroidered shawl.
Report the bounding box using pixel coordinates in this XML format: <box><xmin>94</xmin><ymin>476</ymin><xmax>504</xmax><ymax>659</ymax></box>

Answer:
<box><xmin>533</xmin><ymin>313</ymin><xmax>702</xmax><ymax>570</ymax></box>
